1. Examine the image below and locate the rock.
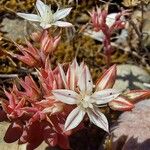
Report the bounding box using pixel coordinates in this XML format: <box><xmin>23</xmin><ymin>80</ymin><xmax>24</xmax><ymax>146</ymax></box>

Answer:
<box><xmin>143</xmin><ymin>14</ymin><xmax>150</xmax><ymax>48</ymax></box>
<box><xmin>131</xmin><ymin>9</ymin><xmax>150</xmax><ymax>48</ymax></box>
<box><xmin>1</xmin><ymin>18</ymin><xmax>35</xmax><ymax>41</ymax></box>
<box><xmin>113</xmin><ymin>64</ymin><xmax>150</xmax><ymax>91</ymax></box>
<box><xmin>110</xmin><ymin>99</ymin><xmax>150</xmax><ymax>150</ymax></box>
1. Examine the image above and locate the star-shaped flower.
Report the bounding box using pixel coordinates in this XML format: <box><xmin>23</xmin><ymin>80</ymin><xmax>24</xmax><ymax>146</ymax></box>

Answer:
<box><xmin>52</xmin><ymin>65</ymin><xmax>120</xmax><ymax>132</ymax></box>
<box><xmin>17</xmin><ymin>0</ymin><xmax>73</xmax><ymax>29</ymax></box>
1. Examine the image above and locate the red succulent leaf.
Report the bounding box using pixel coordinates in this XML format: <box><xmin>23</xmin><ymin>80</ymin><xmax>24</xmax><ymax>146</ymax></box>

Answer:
<box><xmin>40</xmin><ymin>30</ymin><xmax>61</xmax><ymax>54</ymax></box>
<box><xmin>19</xmin><ymin>76</ymin><xmax>40</xmax><ymax>100</ymax></box>
<box><xmin>96</xmin><ymin>65</ymin><xmax>116</xmax><ymax>90</ymax></box>
<box><xmin>26</xmin><ymin>121</ymin><xmax>43</xmax><ymax>149</ymax></box>
<box><xmin>8</xmin><ymin>98</ymin><xmax>26</xmax><ymax>119</ymax></box>
<box><xmin>38</xmin><ymin>68</ymin><xmax>56</xmax><ymax>94</ymax></box>
<box><xmin>43</xmin><ymin>123</ymin><xmax>58</xmax><ymax>147</ymax></box>
<box><xmin>16</xmin><ymin>41</ymin><xmax>38</xmax><ymax>59</ymax></box>
<box><xmin>21</xmin><ymin>107</ymin><xmax>46</xmax><ymax>124</ymax></box>
<box><xmin>2</xmin><ymin>89</ymin><xmax>26</xmax><ymax>119</ymax></box>
<box><xmin>31</xmin><ymin>31</ymin><xmax>42</xmax><ymax>42</ymax></box>
<box><xmin>15</xmin><ymin>53</ymin><xmax>38</xmax><ymax>67</ymax></box>
<box><xmin>24</xmin><ymin>41</ymin><xmax>40</xmax><ymax>59</ymax></box>
<box><xmin>18</xmin><ymin>127</ymin><xmax>28</xmax><ymax>144</ymax></box>
<box><xmin>89</xmin><ymin>7</ymin><xmax>108</xmax><ymax>32</ymax></box>
<box><xmin>1</xmin><ymin>101</ymin><xmax>13</xmax><ymax>114</ymax></box>
<box><xmin>109</xmin><ymin>10</ymin><xmax>129</xmax><ymax>33</ymax></box>
<box><xmin>4</xmin><ymin>89</ymin><xmax>16</xmax><ymax>108</ymax></box>
<box><xmin>35</xmin><ymin>99</ymin><xmax>54</xmax><ymax>108</ymax></box>
<box><xmin>125</xmin><ymin>90</ymin><xmax>150</xmax><ymax>103</ymax></box>
<box><xmin>109</xmin><ymin>96</ymin><xmax>134</xmax><ymax>111</ymax></box>
<box><xmin>29</xmin><ymin>111</ymin><xmax>46</xmax><ymax>124</ymax></box>
<box><xmin>10</xmin><ymin>30</ymin><xmax>61</xmax><ymax>68</ymax></box>
<box><xmin>38</xmin><ymin>63</ymin><xmax>63</xmax><ymax>95</ymax></box>
<box><xmin>4</xmin><ymin>121</ymin><xmax>23</xmax><ymax>143</ymax></box>
<box><xmin>13</xmin><ymin>42</ymin><xmax>39</xmax><ymax>67</ymax></box>
<box><xmin>0</xmin><ymin>110</ymin><xmax>7</xmax><ymax>121</ymax></box>
<box><xmin>57</xmin><ymin>133</ymin><xmax>70</xmax><ymax>149</ymax></box>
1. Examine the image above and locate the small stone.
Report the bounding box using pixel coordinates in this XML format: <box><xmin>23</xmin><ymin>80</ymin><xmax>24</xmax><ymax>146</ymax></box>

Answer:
<box><xmin>1</xmin><ymin>18</ymin><xmax>35</xmax><ymax>41</ymax></box>
<box><xmin>113</xmin><ymin>64</ymin><xmax>150</xmax><ymax>91</ymax></box>
<box><xmin>111</xmin><ymin>99</ymin><xmax>150</xmax><ymax>150</ymax></box>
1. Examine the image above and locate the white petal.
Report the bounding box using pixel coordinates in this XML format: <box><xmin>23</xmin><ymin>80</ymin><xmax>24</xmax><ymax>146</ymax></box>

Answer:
<box><xmin>36</xmin><ymin>0</ymin><xmax>46</xmax><ymax>16</ymax></box>
<box><xmin>87</xmin><ymin>107</ymin><xmax>109</xmax><ymax>132</ymax></box>
<box><xmin>53</xmin><ymin>8</ymin><xmax>72</xmax><ymax>21</ymax></box>
<box><xmin>52</xmin><ymin>89</ymin><xmax>78</xmax><ymax>104</ymax></box>
<box><xmin>40</xmin><ymin>22</ymin><xmax>51</xmax><ymax>29</ymax></box>
<box><xmin>78</xmin><ymin>65</ymin><xmax>93</xmax><ymax>93</ymax></box>
<box><xmin>52</xmin><ymin>21</ymin><xmax>73</xmax><ymax>27</ymax></box>
<box><xmin>77</xmin><ymin>61</ymin><xmax>85</xmax><ymax>78</ymax></box>
<box><xmin>65</xmin><ymin>107</ymin><xmax>85</xmax><ymax>131</ymax></box>
<box><xmin>17</xmin><ymin>13</ymin><xmax>40</xmax><ymax>22</ymax></box>
<box><xmin>66</xmin><ymin>58</ymin><xmax>78</xmax><ymax>90</ymax></box>
<box><xmin>58</xmin><ymin>63</ymin><xmax>68</xmax><ymax>89</ymax></box>
<box><xmin>92</xmin><ymin>89</ymin><xmax>120</xmax><ymax>105</ymax></box>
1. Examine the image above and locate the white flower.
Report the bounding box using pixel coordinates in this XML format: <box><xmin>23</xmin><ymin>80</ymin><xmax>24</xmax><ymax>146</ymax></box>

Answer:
<box><xmin>52</xmin><ymin>65</ymin><xmax>120</xmax><ymax>132</ymax></box>
<box><xmin>17</xmin><ymin>0</ymin><xmax>73</xmax><ymax>29</ymax></box>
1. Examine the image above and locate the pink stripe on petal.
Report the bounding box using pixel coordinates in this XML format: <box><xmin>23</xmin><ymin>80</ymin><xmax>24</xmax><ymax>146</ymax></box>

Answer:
<box><xmin>125</xmin><ymin>90</ymin><xmax>150</xmax><ymax>103</ymax></box>
<box><xmin>109</xmin><ymin>96</ymin><xmax>134</xmax><ymax>111</ymax></box>
<box><xmin>96</xmin><ymin>65</ymin><xmax>116</xmax><ymax>91</ymax></box>
<box><xmin>58</xmin><ymin>64</ymin><xmax>68</xmax><ymax>89</ymax></box>
<box><xmin>78</xmin><ymin>65</ymin><xmax>93</xmax><ymax>93</ymax></box>
<box><xmin>87</xmin><ymin>107</ymin><xmax>109</xmax><ymax>132</ymax></box>
<box><xmin>65</xmin><ymin>107</ymin><xmax>85</xmax><ymax>131</ymax></box>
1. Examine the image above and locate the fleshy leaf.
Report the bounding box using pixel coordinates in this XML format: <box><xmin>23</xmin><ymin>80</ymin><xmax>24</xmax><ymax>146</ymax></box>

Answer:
<box><xmin>77</xmin><ymin>65</ymin><xmax>93</xmax><ymax>93</ymax></box>
<box><xmin>58</xmin><ymin>63</ymin><xmax>68</xmax><ymax>89</ymax></box>
<box><xmin>43</xmin><ymin>124</ymin><xmax>58</xmax><ymax>147</ymax></box>
<box><xmin>4</xmin><ymin>121</ymin><xmax>23</xmax><ymax>143</ymax></box>
<box><xmin>109</xmin><ymin>96</ymin><xmax>134</xmax><ymax>111</ymax></box>
<box><xmin>66</xmin><ymin>58</ymin><xmax>78</xmax><ymax>90</ymax></box>
<box><xmin>57</xmin><ymin>134</ymin><xmax>70</xmax><ymax>149</ymax></box>
<box><xmin>96</xmin><ymin>65</ymin><xmax>116</xmax><ymax>90</ymax></box>
<box><xmin>27</xmin><ymin>121</ymin><xmax>43</xmax><ymax>148</ymax></box>
<box><xmin>125</xmin><ymin>90</ymin><xmax>150</xmax><ymax>103</ymax></box>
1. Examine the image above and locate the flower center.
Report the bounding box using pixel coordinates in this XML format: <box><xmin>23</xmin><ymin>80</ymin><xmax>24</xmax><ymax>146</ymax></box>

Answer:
<box><xmin>42</xmin><ymin>9</ymin><xmax>54</xmax><ymax>24</ymax></box>
<box><xmin>78</xmin><ymin>95</ymin><xmax>93</xmax><ymax>109</ymax></box>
